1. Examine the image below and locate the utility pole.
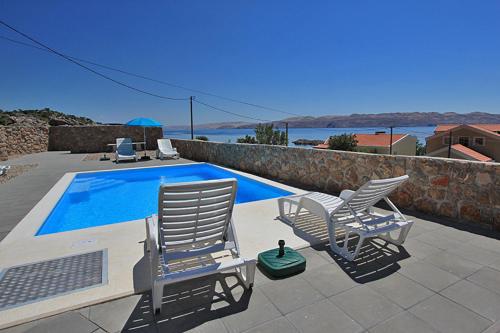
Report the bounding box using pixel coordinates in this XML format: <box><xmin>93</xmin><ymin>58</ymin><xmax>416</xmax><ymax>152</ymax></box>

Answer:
<box><xmin>190</xmin><ymin>96</ymin><xmax>194</xmax><ymax>140</ymax></box>
<box><xmin>447</xmin><ymin>130</ymin><xmax>452</xmax><ymax>158</ymax></box>
<box><xmin>389</xmin><ymin>126</ymin><xmax>394</xmax><ymax>155</ymax></box>
<box><xmin>285</xmin><ymin>122</ymin><xmax>289</xmax><ymax>146</ymax></box>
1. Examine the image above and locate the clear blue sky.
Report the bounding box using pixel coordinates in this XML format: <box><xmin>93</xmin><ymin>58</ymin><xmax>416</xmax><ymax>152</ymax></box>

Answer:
<box><xmin>1</xmin><ymin>0</ymin><xmax>499</xmax><ymax>126</ymax></box>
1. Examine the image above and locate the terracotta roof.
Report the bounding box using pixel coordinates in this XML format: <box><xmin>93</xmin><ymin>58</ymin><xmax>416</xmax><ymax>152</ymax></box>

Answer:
<box><xmin>451</xmin><ymin>144</ymin><xmax>493</xmax><ymax>162</ymax></box>
<box><xmin>313</xmin><ymin>133</ymin><xmax>407</xmax><ymax>149</ymax></box>
<box><xmin>354</xmin><ymin>134</ymin><xmax>406</xmax><ymax>147</ymax></box>
<box><xmin>313</xmin><ymin>143</ymin><xmax>329</xmax><ymax>149</ymax></box>
<box><xmin>435</xmin><ymin>124</ymin><xmax>500</xmax><ymax>133</ymax></box>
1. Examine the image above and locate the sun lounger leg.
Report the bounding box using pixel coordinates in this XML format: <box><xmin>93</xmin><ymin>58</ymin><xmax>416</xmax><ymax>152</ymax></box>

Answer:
<box><xmin>236</xmin><ymin>260</ymin><xmax>256</xmax><ymax>289</ymax></box>
<box><xmin>378</xmin><ymin>221</ymin><xmax>413</xmax><ymax>246</ymax></box>
<box><xmin>152</xmin><ymin>281</ymin><xmax>163</xmax><ymax>314</ymax></box>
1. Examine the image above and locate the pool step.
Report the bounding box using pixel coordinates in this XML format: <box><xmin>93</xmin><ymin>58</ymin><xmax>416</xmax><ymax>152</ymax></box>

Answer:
<box><xmin>71</xmin><ymin>178</ymin><xmax>126</xmax><ymax>193</ymax></box>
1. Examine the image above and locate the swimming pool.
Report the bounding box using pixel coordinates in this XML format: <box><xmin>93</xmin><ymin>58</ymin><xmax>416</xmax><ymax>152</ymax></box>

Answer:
<box><xmin>36</xmin><ymin>163</ymin><xmax>293</xmax><ymax>235</ymax></box>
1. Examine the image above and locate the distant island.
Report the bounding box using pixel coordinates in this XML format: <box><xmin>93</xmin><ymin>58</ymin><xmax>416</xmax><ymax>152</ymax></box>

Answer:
<box><xmin>170</xmin><ymin>112</ymin><xmax>500</xmax><ymax>129</ymax></box>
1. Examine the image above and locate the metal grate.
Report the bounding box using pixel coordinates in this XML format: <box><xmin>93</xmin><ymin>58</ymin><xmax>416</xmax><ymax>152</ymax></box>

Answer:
<box><xmin>0</xmin><ymin>249</ymin><xmax>107</xmax><ymax>311</ymax></box>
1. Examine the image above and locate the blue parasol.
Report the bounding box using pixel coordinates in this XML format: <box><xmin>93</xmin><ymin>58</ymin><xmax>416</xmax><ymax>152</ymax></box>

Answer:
<box><xmin>126</xmin><ymin>118</ymin><xmax>162</xmax><ymax>158</ymax></box>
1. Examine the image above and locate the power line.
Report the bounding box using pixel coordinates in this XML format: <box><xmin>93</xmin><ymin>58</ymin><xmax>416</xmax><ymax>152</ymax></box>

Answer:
<box><xmin>0</xmin><ymin>34</ymin><xmax>302</xmax><ymax>117</ymax></box>
<box><xmin>194</xmin><ymin>99</ymin><xmax>273</xmax><ymax>123</ymax></box>
<box><xmin>0</xmin><ymin>21</ymin><xmax>188</xmax><ymax>101</ymax></box>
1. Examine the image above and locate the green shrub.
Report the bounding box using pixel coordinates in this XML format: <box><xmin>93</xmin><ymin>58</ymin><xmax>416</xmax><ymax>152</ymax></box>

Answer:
<box><xmin>195</xmin><ymin>135</ymin><xmax>209</xmax><ymax>141</ymax></box>
<box><xmin>328</xmin><ymin>133</ymin><xmax>358</xmax><ymax>151</ymax></box>
<box><xmin>237</xmin><ymin>135</ymin><xmax>257</xmax><ymax>144</ymax></box>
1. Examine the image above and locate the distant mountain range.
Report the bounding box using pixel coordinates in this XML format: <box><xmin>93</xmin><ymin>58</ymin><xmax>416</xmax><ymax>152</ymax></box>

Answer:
<box><xmin>170</xmin><ymin>112</ymin><xmax>500</xmax><ymax>129</ymax></box>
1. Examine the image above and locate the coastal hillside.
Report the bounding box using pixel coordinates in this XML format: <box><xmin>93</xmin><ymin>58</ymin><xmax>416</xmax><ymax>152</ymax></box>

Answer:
<box><xmin>0</xmin><ymin>108</ymin><xmax>96</xmax><ymax>127</ymax></box>
<box><xmin>188</xmin><ymin>111</ymin><xmax>500</xmax><ymax>129</ymax></box>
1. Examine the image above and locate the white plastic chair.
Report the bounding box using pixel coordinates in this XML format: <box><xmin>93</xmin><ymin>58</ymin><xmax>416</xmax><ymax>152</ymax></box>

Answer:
<box><xmin>146</xmin><ymin>178</ymin><xmax>255</xmax><ymax>314</ymax></box>
<box><xmin>278</xmin><ymin>175</ymin><xmax>413</xmax><ymax>261</ymax></box>
<box><xmin>115</xmin><ymin>137</ymin><xmax>137</xmax><ymax>163</ymax></box>
<box><xmin>0</xmin><ymin>165</ymin><xmax>10</xmax><ymax>176</ymax></box>
<box><xmin>156</xmin><ymin>138</ymin><xmax>179</xmax><ymax>160</ymax></box>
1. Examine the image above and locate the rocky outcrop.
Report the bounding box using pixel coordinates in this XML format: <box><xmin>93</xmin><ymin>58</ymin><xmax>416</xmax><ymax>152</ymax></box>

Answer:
<box><xmin>292</xmin><ymin>139</ymin><xmax>324</xmax><ymax>146</ymax></box>
<box><xmin>0</xmin><ymin>126</ymin><xmax>49</xmax><ymax>160</ymax></box>
<box><xmin>171</xmin><ymin>139</ymin><xmax>500</xmax><ymax>231</ymax></box>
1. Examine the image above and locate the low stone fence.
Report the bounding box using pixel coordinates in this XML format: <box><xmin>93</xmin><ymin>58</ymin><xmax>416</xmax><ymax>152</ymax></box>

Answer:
<box><xmin>171</xmin><ymin>139</ymin><xmax>500</xmax><ymax>230</ymax></box>
<box><xmin>0</xmin><ymin>126</ymin><xmax>49</xmax><ymax>161</ymax></box>
<box><xmin>49</xmin><ymin>125</ymin><xmax>163</xmax><ymax>153</ymax></box>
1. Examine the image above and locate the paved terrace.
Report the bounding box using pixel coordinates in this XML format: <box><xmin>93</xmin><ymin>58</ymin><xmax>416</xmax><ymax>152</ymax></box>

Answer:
<box><xmin>1</xmin><ymin>152</ymin><xmax>500</xmax><ymax>333</ymax></box>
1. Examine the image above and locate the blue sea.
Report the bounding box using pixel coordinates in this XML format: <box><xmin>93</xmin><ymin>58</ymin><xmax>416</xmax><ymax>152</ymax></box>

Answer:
<box><xmin>164</xmin><ymin>126</ymin><xmax>435</xmax><ymax>147</ymax></box>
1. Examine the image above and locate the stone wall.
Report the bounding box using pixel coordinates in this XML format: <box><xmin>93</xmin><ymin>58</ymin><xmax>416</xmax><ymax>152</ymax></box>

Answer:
<box><xmin>171</xmin><ymin>139</ymin><xmax>500</xmax><ymax>230</ymax></box>
<box><xmin>0</xmin><ymin>126</ymin><xmax>49</xmax><ymax>161</ymax></box>
<box><xmin>49</xmin><ymin>126</ymin><xmax>163</xmax><ymax>153</ymax></box>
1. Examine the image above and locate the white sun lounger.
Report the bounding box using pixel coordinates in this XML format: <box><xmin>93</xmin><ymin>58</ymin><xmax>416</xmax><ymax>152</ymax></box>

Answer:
<box><xmin>0</xmin><ymin>165</ymin><xmax>10</xmax><ymax>176</ymax></box>
<box><xmin>156</xmin><ymin>138</ymin><xmax>179</xmax><ymax>160</ymax></box>
<box><xmin>278</xmin><ymin>175</ymin><xmax>413</xmax><ymax>261</ymax></box>
<box><xmin>115</xmin><ymin>137</ymin><xmax>137</xmax><ymax>163</ymax></box>
<box><xmin>145</xmin><ymin>178</ymin><xmax>256</xmax><ymax>314</ymax></box>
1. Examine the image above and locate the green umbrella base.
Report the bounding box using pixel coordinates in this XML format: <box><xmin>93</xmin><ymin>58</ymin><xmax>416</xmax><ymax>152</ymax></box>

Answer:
<box><xmin>258</xmin><ymin>247</ymin><xmax>306</xmax><ymax>278</ymax></box>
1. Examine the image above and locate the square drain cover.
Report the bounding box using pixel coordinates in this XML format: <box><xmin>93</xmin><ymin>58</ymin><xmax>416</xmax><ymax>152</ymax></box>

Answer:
<box><xmin>0</xmin><ymin>249</ymin><xmax>107</xmax><ymax>311</ymax></box>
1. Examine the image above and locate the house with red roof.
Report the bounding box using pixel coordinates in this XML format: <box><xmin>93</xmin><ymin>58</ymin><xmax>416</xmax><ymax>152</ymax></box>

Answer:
<box><xmin>314</xmin><ymin>132</ymin><xmax>417</xmax><ymax>155</ymax></box>
<box><xmin>425</xmin><ymin>124</ymin><xmax>499</xmax><ymax>162</ymax></box>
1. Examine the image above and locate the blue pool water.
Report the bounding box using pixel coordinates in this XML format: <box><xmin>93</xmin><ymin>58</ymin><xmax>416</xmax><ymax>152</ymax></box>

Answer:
<box><xmin>37</xmin><ymin>164</ymin><xmax>293</xmax><ymax>235</ymax></box>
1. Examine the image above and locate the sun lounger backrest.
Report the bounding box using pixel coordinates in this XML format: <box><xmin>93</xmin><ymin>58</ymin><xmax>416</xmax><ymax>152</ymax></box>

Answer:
<box><xmin>116</xmin><ymin>137</ymin><xmax>135</xmax><ymax>155</ymax></box>
<box><xmin>158</xmin><ymin>179</ymin><xmax>237</xmax><ymax>249</ymax></box>
<box><xmin>158</xmin><ymin>138</ymin><xmax>174</xmax><ymax>151</ymax></box>
<box><xmin>333</xmin><ymin>175</ymin><xmax>408</xmax><ymax>216</ymax></box>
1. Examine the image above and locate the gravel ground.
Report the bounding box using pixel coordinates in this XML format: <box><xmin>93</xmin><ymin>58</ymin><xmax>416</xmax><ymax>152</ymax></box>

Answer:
<box><xmin>82</xmin><ymin>150</ymin><xmax>157</xmax><ymax>161</ymax></box>
<box><xmin>0</xmin><ymin>164</ymin><xmax>38</xmax><ymax>184</ymax></box>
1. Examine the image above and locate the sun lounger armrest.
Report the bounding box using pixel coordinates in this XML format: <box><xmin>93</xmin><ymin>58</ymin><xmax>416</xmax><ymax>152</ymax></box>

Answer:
<box><xmin>299</xmin><ymin>195</ymin><xmax>335</xmax><ymax>221</ymax></box>
<box><xmin>339</xmin><ymin>189</ymin><xmax>355</xmax><ymax>200</ymax></box>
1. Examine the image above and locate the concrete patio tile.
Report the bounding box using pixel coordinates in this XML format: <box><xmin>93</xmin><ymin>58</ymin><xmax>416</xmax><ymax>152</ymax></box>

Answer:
<box><xmin>0</xmin><ymin>312</ymin><xmax>99</xmax><ymax>333</ymax></box>
<box><xmin>466</xmin><ymin>267</ymin><xmax>500</xmax><ymax>295</ymax></box>
<box><xmin>258</xmin><ymin>276</ymin><xmax>324</xmax><ymax>315</ymax></box>
<box><xmin>398</xmin><ymin>261</ymin><xmax>460</xmax><ymax>292</ymax></box>
<box><xmin>488</xmin><ymin>258</ymin><xmax>500</xmax><ymax>272</ymax></box>
<box><xmin>330</xmin><ymin>285</ymin><xmax>403</xmax><ymax>329</ymax></box>
<box><xmin>406</xmin><ymin>217</ymin><xmax>444</xmax><ymax>231</ymax></box>
<box><xmin>242</xmin><ymin>317</ymin><xmax>298</xmax><ymax>333</ymax></box>
<box><xmin>400</xmin><ymin>238</ymin><xmax>441</xmax><ymax>260</ymax></box>
<box><xmin>75</xmin><ymin>307</ymin><xmax>90</xmax><ymax>319</ymax></box>
<box><xmin>186</xmin><ymin>318</ymin><xmax>228</xmax><ymax>333</ymax></box>
<box><xmin>423</xmin><ymin>251</ymin><xmax>482</xmax><ymax>278</ymax></box>
<box><xmin>218</xmin><ymin>288</ymin><xmax>282</xmax><ymax>333</ymax></box>
<box><xmin>415</xmin><ymin>232</ymin><xmax>462</xmax><ymax>250</ymax></box>
<box><xmin>409</xmin><ymin>294</ymin><xmax>492</xmax><ymax>333</ymax></box>
<box><xmin>301</xmin><ymin>263</ymin><xmax>358</xmax><ymax>297</ymax></box>
<box><xmin>88</xmin><ymin>294</ymin><xmax>155</xmax><ymax>333</ymax></box>
<box><xmin>368</xmin><ymin>312</ymin><xmax>439</xmax><ymax>333</ymax></box>
<box><xmin>0</xmin><ymin>321</ymin><xmax>39</xmax><ymax>333</ymax></box>
<box><xmin>286</xmin><ymin>299</ymin><xmax>363</xmax><ymax>333</ymax></box>
<box><xmin>366</xmin><ymin>273</ymin><xmax>434</xmax><ymax>309</ymax></box>
<box><xmin>441</xmin><ymin>280</ymin><xmax>500</xmax><ymax>322</ymax></box>
<box><xmin>155</xmin><ymin>305</ymin><xmax>224</xmax><ymax>333</ymax></box>
<box><xmin>482</xmin><ymin>321</ymin><xmax>500</xmax><ymax>333</ymax></box>
<box><xmin>446</xmin><ymin>243</ymin><xmax>500</xmax><ymax>266</ymax></box>
<box><xmin>467</xmin><ymin>237</ymin><xmax>500</xmax><ymax>254</ymax></box>
<box><xmin>297</xmin><ymin>247</ymin><xmax>331</xmax><ymax>271</ymax></box>
<box><xmin>433</xmin><ymin>226</ymin><xmax>477</xmax><ymax>242</ymax></box>
<box><xmin>405</xmin><ymin>223</ymin><xmax>433</xmax><ymax>238</ymax></box>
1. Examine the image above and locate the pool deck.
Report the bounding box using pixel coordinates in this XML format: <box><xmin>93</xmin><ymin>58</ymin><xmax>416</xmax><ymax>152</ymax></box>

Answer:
<box><xmin>1</xmin><ymin>152</ymin><xmax>500</xmax><ymax>333</ymax></box>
